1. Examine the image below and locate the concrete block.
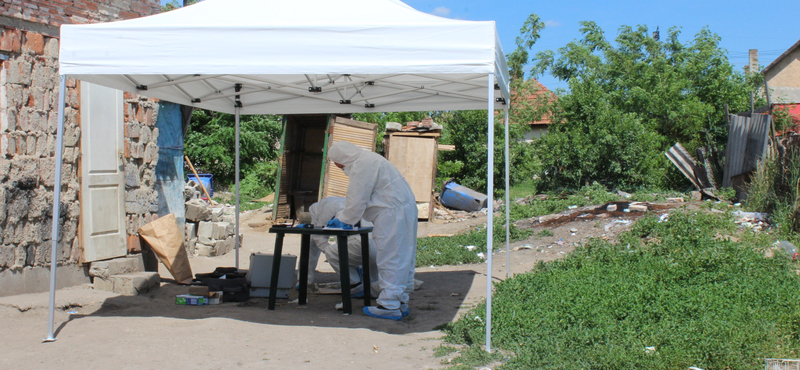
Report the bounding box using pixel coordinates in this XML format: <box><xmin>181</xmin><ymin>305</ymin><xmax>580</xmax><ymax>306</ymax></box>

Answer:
<box><xmin>144</xmin><ymin>142</ymin><xmax>158</xmax><ymax>164</ymax></box>
<box><xmin>139</xmin><ymin>125</ymin><xmax>151</xmax><ymax>143</ymax></box>
<box><xmin>185</xmin><ymin>200</ymin><xmax>211</xmax><ymax>222</ymax></box>
<box><xmin>214</xmin><ymin>238</ymin><xmax>231</xmax><ymax>256</ymax></box>
<box><xmin>197</xmin><ymin>221</ymin><xmax>213</xmax><ymax>239</ymax></box>
<box><xmin>629</xmin><ymin>204</ymin><xmax>648</xmax><ymax>212</ymax></box>
<box><xmin>89</xmin><ymin>256</ymin><xmax>143</xmax><ymax>279</ymax></box>
<box><xmin>210</xmin><ymin>207</ymin><xmax>225</xmax><ymax>222</ymax></box>
<box><xmin>185</xmin><ymin>222</ymin><xmax>197</xmax><ymax>240</ymax></box>
<box><xmin>195</xmin><ymin>243</ymin><xmax>214</xmax><ymax>257</ymax></box>
<box><xmin>197</xmin><ymin>235</ymin><xmax>213</xmax><ymax>246</ymax></box>
<box><xmin>93</xmin><ymin>272</ymin><xmax>160</xmax><ymax>295</ymax></box>
<box><xmin>0</xmin><ymin>245</ymin><xmax>15</xmax><ymax>268</ymax></box>
<box><xmin>214</xmin><ymin>222</ymin><xmax>231</xmax><ymax>240</ymax></box>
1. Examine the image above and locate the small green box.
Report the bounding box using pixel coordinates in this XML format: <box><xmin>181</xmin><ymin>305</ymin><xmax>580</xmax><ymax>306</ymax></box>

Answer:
<box><xmin>176</xmin><ymin>294</ymin><xmax>206</xmax><ymax>305</ymax></box>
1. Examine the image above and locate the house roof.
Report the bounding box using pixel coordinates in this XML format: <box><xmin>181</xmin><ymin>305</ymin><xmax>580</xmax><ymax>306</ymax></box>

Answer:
<box><xmin>511</xmin><ymin>79</ymin><xmax>556</xmax><ymax>125</ymax></box>
<box><xmin>762</xmin><ymin>38</ymin><xmax>800</xmax><ymax>75</ymax></box>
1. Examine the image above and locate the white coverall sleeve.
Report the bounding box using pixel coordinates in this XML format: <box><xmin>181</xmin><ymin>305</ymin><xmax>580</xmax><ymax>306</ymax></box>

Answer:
<box><xmin>336</xmin><ymin>159</ymin><xmax>379</xmax><ymax>225</ymax></box>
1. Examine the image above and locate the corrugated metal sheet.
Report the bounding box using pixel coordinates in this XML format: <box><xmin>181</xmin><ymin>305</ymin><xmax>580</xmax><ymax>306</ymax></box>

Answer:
<box><xmin>723</xmin><ymin>113</ymin><xmax>772</xmax><ymax>188</ymax></box>
<box><xmin>665</xmin><ymin>143</ymin><xmax>705</xmax><ymax>189</ymax></box>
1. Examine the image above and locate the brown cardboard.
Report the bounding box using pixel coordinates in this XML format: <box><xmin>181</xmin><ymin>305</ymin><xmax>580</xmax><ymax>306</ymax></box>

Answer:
<box><xmin>138</xmin><ymin>214</ymin><xmax>194</xmax><ymax>284</ymax></box>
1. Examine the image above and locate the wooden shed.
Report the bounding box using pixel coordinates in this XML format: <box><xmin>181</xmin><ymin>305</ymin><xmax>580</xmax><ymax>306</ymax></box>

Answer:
<box><xmin>384</xmin><ymin>131</ymin><xmax>441</xmax><ymax>220</ymax></box>
<box><xmin>272</xmin><ymin>115</ymin><xmax>377</xmax><ymax>220</ymax></box>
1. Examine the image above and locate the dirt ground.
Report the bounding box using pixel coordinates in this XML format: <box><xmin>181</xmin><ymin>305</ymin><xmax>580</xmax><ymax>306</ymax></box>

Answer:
<box><xmin>0</xmin><ymin>202</ymin><xmax>680</xmax><ymax>369</ymax></box>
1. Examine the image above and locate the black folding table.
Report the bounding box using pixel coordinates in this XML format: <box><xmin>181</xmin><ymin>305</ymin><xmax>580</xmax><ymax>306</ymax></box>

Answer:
<box><xmin>267</xmin><ymin>226</ymin><xmax>373</xmax><ymax>314</ymax></box>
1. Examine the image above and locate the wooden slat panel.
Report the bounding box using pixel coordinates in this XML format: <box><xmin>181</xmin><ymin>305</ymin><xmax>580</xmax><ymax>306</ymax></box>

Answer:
<box><xmin>277</xmin><ymin>148</ymin><xmax>291</xmax><ymax>219</ymax></box>
<box><xmin>386</xmin><ymin>136</ymin><xmax>436</xmax><ymax>202</ymax></box>
<box><xmin>322</xmin><ymin>118</ymin><xmax>377</xmax><ymax>199</ymax></box>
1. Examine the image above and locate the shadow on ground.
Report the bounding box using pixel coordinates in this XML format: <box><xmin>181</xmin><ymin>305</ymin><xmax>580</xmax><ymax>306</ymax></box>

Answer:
<box><xmin>62</xmin><ymin>269</ymin><xmax>477</xmax><ymax>336</ymax></box>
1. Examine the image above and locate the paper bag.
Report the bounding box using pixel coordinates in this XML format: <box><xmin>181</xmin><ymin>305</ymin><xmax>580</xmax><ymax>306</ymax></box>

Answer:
<box><xmin>138</xmin><ymin>214</ymin><xmax>193</xmax><ymax>284</ymax></box>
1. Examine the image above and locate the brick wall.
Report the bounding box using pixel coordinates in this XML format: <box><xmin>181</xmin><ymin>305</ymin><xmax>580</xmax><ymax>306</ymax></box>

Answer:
<box><xmin>0</xmin><ymin>0</ymin><xmax>160</xmax><ymax>291</ymax></box>
<box><xmin>1</xmin><ymin>0</ymin><xmax>160</xmax><ymax>27</ymax></box>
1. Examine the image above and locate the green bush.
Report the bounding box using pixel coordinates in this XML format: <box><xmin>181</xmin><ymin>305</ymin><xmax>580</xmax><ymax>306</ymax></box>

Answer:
<box><xmin>442</xmin><ymin>211</ymin><xmax>800</xmax><ymax>369</ymax></box>
<box><xmin>745</xmin><ymin>144</ymin><xmax>800</xmax><ymax>244</ymax></box>
<box><xmin>531</xmin><ymin>24</ymin><xmax>756</xmax><ymax>190</ymax></box>
<box><xmin>184</xmin><ymin>110</ymin><xmax>282</xmax><ymax>191</ymax></box>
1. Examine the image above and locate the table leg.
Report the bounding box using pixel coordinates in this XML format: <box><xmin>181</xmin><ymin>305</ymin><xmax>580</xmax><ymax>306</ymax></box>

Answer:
<box><xmin>298</xmin><ymin>234</ymin><xmax>310</xmax><ymax>305</ymax></box>
<box><xmin>268</xmin><ymin>232</ymin><xmax>285</xmax><ymax>310</ymax></box>
<box><xmin>360</xmin><ymin>233</ymin><xmax>371</xmax><ymax>307</ymax></box>
<box><xmin>337</xmin><ymin>235</ymin><xmax>352</xmax><ymax>314</ymax></box>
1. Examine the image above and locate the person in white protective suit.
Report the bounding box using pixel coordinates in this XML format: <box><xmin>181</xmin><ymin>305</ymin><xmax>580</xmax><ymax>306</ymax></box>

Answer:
<box><xmin>326</xmin><ymin>140</ymin><xmax>418</xmax><ymax>320</ymax></box>
<box><xmin>302</xmin><ymin>197</ymin><xmax>379</xmax><ymax>297</ymax></box>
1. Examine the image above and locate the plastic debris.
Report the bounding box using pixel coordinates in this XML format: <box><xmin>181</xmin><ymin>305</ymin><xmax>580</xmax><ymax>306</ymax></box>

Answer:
<box><xmin>604</xmin><ymin>219</ymin><xmax>632</xmax><ymax>232</ymax></box>
<box><xmin>775</xmin><ymin>241</ymin><xmax>799</xmax><ymax>261</ymax></box>
<box><xmin>464</xmin><ymin>245</ymin><xmax>476</xmax><ymax>251</ymax></box>
<box><xmin>512</xmin><ymin>244</ymin><xmax>533</xmax><ymax>251</ymax></box>
<box><xmin>476</xmin><ymin>252</ymin><xmax>486</xmax><ymax>259</ymax></box>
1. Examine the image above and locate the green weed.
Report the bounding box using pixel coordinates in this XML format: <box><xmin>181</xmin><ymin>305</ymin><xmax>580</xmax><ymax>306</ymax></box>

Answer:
<box><xmin>441</xmin><ymin>210</ymin><xmax>800</xmax><ymax>369</ymax></box>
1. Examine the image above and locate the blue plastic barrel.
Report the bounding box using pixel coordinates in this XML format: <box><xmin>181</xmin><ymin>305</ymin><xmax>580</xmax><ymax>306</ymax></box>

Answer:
<box><xmin>187</xmin><ymin>174</ymin><xmax>213</xmax><ymax>197</ymax></box>
<box><xmin>439</xmin><ymin>181</ymin><xmax>487</xmax><ymax>212</ymax></box>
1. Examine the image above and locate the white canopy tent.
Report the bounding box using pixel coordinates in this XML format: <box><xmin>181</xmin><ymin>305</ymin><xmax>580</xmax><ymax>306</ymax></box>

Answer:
<box><xmin>49</xmin><ymin>0</ymin><xmax>513</xmax><ymax>351</ymax></box>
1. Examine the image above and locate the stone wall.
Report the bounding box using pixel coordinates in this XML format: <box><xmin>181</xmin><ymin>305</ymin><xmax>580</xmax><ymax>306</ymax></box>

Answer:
<box><xmin>0</xmin><ymin>0</ymin><xmax>161</xmax><ymax>296</ymax></box>
<box><xmin>1</xmin><ymin>0</ymin><xmax>160</xmax><ymax>27</ymax></box>
<box><xmin>123</xmin><ymin>93</ymin><xmax>159</xmax><ymax>253</ymax></box>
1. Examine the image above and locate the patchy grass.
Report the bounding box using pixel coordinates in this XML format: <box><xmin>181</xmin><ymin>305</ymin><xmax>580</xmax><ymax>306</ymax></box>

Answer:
<box><xmin>440</xmin><ymin>210</ymin><xmax>800</xmax><ymax>369</ymax></box>
<box><xmin>416</xmin><ymin>219</ymin><xmax>533</xmax><ymax>267</ymax></box>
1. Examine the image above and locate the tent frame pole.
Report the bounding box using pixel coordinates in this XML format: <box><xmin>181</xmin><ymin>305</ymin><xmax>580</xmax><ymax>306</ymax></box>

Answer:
<box><xmin>504</xmin><ymin>108</ymin><xmax>510</xmax><ymax>278</ymax></box>
<box><xmin>44</xmin><ymin>75</ymin><xmax>67</xmax><ymax>343</ymax></box>
<box><xmin>485</xmin><ymin>74</ymin><xmax>494</xmax><ymax>353</ymax></box>
<box><xmin>235</xmin><ymin>107</ymin><xmax>241</xmax><ymax>270</ymax></box>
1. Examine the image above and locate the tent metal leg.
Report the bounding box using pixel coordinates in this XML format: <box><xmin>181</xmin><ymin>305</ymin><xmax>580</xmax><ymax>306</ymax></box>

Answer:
<box><xmin>235</xmin><ymin>107</ymin><xmax>240</xmax><ymax>270</ymax></box>
<box><xmin>44</xmin><ymin>75</ymin><xmax>67</xmax><ymax>343</ymax></box>
<box><xmin>504</xmin><ymin>108</ymin><xmax>510</xmax><ymax>278</ymax></box>
<box><xmin>485</xmin><ymin>74</ymin><xmax>494</xmax><ymax>353</ymax></box>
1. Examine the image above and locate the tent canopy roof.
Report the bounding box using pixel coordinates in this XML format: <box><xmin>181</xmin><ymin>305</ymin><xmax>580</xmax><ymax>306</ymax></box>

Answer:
<box><xmin>59</xmin><ymin>0</ymin><xmax>510</xmax><ymax>115</ymax></box>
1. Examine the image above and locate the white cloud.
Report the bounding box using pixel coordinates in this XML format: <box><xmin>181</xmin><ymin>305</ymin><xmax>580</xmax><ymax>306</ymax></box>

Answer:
<box><xmin>545</xmin><ymin>20</ymin><xmax>561</xmax><ymax>27</ymax></box>
<box><xmin>432</xmin><ymin>6</ymin><xmax>452</xmax><ymax>17</ymax></box>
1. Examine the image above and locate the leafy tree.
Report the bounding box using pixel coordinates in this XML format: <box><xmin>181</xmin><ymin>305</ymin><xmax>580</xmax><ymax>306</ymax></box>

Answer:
<box><xmin>531</xmin><ymin>24</ymin><xmax>755</xmax><ymax>189</ymax></box>
<box><xmin>184</xmin><ymin>110</ymin><xmax>282</xmax><ymax>195</ymax></box>
<box><xmin>161</xmin><ymin>0</ymin><xmax>198</xmax><ymax>12</ymax></box>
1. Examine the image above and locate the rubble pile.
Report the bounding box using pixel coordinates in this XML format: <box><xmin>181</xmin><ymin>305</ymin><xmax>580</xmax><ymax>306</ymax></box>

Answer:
<box><xmin>183</xmin><ymin>181</ymin><xmax>242</xmax><ymax>257</ymax></box>
<box><xmin>385</xmin><ymin>117</ymin><xmax>443</xmax><ymax>133</ymax></box>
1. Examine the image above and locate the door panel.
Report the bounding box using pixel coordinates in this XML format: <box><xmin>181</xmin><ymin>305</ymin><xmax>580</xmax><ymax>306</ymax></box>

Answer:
<box><xmin>80</xmin><ymin>82</ymin><xmax>127</xmax><ymax>262</ymax></box>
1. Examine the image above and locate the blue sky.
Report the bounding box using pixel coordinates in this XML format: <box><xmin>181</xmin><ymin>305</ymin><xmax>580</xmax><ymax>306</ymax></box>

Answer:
<box><xmin>162</xmin><ymin>0</ymin><xmax>800</xmax><ymax>92</ymax></box>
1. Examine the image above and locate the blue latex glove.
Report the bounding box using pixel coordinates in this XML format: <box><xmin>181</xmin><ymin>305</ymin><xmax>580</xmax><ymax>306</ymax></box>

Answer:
<box><xmin>326</xmin><ymin>219</ymin><xmax>353</xmax><ymax>229</ymax></box>
<box><xmin>294</xmin><ymin>223</ymin><xmax>306</xmax><ymax>228</ymax></box>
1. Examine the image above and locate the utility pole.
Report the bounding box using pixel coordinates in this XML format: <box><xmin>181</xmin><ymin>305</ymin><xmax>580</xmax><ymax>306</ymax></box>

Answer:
<box><xmin>652</xmin><ymin>26</ymin><xmax>659</xmax><ymax>41</ymax></box>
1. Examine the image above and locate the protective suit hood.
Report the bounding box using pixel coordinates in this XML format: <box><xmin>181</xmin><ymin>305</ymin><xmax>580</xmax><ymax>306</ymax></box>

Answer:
<box><xmin>328</xmin><ymin>141</ymin><xmax>364</xmax><ymax>176</ymax></box>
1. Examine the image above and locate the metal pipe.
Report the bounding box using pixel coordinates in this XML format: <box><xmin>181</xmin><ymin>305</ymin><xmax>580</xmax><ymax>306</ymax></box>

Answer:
<box><xmin>235</xmin><ymin>107</ymin><xmax>241</xmax><ymax>270</ymax></box>
<box><xmin>485</xmin><ymin>74</ymin><xmax>494</xmax><ymax>353</ymax></box>
<box><xmin>504</xmin><ymin>108</ymin><xmax>510</xmax><ymax>279</ymax></box>
<box><xmin>45</xmin><ymin>75</ymin><xmax>67</xmax><ymax>342</ymax></box>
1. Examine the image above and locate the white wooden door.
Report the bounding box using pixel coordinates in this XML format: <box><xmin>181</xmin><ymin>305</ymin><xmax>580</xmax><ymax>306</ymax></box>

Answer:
<box><xmin>80</xmin><ymin>82</ymin><xmax>127</xmax><ymax>262</ymax></box>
